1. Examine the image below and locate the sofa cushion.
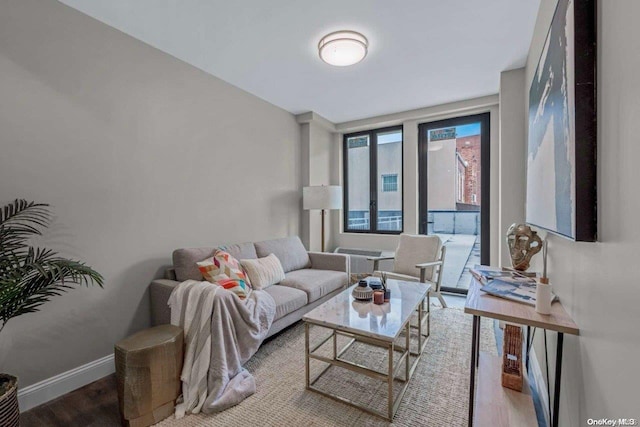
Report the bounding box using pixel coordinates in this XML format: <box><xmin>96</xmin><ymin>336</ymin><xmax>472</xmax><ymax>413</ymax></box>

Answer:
<box><xmin>279</xmin><ymin>269</ymin><xmax>347</xmax><ymax>303</ymax></box>
<box><xmin>254</xmin><ymin>236</ymin><xmax>310</xmax><ymax>273</ymax></box>
<box><xmin>263</xmin><ymin>285</ymin><xmax>308</xmax><ymax>321</ymax></box>
<box><xmin>240</xmin><ymin>254</ymin><xmax>285</xmax><ymax>290</ymax></box>
<box><xmin>173</xmin><ymin>247</ymin><xmax>216</xmax><ymax>282</ymax></box>
<box><xmin>219</xmin><ymin>242</ymin><xmax>258</xmax><ymax>261</ymax></box>
<box><xmin>173</xmin><ymin>242</ymin><xmax>257</xmax><ymax>282</ymax></box>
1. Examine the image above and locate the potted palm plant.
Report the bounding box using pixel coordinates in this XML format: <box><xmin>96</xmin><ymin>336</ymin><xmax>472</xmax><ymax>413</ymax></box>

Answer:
<box><xmin>0</xmin><ymin>200</ymin><xmax>103</xmax><ymax>425</ymax></box>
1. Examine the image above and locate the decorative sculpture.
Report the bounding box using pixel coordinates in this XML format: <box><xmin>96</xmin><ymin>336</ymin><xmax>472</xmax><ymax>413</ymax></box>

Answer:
<box><xmin>506</xmin><ymin>223</ymin><xmax>543</xmax><ymax>271</ymax></box>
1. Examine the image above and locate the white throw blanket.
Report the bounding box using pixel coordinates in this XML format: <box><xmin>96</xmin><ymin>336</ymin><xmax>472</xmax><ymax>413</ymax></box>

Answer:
<box><xmin>168</xmin><ymin>280</ymin><xmax>276</xmax><ymax>417</ymax></box>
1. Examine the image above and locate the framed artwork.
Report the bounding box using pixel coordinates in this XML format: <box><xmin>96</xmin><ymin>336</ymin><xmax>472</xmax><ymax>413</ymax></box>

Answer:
<box><xmin>526</xmin><ymin>0</ymin><xmax>597</xmax><ymax>241</ymax></box>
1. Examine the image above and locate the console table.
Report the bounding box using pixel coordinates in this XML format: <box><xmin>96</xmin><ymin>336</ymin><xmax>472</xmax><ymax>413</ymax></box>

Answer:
<box><xmin>464</xmin><ymin>277</ymin><xmax>579</xmax><ymax>427</ymax></box>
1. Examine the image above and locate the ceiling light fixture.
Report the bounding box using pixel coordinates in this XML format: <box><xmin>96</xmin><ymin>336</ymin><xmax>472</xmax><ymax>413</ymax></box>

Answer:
<box><xmin>318</xmin><ymin>30</ymin><xmax>368</xmax><ymax>67</ymax></box>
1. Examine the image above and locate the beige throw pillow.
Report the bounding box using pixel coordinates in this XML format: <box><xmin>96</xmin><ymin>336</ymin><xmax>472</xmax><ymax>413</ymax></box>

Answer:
<box><xmin>241</xmin><ymin>253</ymin><xmax>285</xmax><ymax>290</ymax></box>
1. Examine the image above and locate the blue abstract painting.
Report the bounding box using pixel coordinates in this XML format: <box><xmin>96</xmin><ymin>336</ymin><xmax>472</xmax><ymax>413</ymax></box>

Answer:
<box><xmin>527</xmin><ymin>0</ymin><xmax>576</xmax><ymax>239</ymax></box>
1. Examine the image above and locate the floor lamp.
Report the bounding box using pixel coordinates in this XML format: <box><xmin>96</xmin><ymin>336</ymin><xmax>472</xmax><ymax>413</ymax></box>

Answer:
<box><xmin>303</xmin><ymin>185</ymin><xmax>342</xmax><ymax>252</ymax></box>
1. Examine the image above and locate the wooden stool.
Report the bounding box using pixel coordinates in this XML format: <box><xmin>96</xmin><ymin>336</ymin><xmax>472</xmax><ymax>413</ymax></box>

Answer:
<box><xmin>115</xmin><ymin>325</ymin><xmax>183</xmax><ymax>427</ymax></box>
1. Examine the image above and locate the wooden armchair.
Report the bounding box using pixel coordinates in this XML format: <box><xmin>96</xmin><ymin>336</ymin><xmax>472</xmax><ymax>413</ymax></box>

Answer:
<box><xmin>368</xmin><ymin>234</ymin><xmax>447</xmax><ymax>308</ymax></box>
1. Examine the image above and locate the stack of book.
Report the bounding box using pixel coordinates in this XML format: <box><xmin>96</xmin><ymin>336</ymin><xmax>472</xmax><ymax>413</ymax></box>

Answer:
<box><xmin>470</xmin><ymin>265</ymin><xmax>556</xmax><ymax>306</ymax></box>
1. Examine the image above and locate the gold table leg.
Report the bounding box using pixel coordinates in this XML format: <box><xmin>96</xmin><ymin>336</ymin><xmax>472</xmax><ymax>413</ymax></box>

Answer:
<box><xmin>305</xmin><ymin>322</ymin><xmax>310</xmax><ymax>389</ymax></box>
<box><xmin>405</xmin><ymin>322</ymin><xmax>410</xmax><ymax>381</ymax></box>
<box><xmin>304</xmin><ymin>291</ymin><xmax>430</xmax><ymax>422</ymax></box>
<box><xmin>388</xmin><ymin>342</ymin><xmax>394</xmax><ymax>420</ymax></box>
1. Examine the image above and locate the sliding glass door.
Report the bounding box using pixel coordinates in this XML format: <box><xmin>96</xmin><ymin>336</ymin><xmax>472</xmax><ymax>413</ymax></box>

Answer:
<box><xmin>418</xmin><ymin>113</ymin><xmax>490</xmax><ymax>294</ymax></box>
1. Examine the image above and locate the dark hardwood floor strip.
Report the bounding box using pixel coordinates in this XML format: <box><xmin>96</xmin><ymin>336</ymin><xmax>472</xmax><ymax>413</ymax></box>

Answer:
<box><xmin>20</xmin><ymin>375</ymin><xmax>120</xmax><ymax>427</ymax></box>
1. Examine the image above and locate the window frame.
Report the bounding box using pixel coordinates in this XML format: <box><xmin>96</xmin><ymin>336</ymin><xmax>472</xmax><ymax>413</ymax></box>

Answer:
<box><xmin>343</xmin><ymin>125</ymin><xmax>404</xmax><ymax>234</ymax></box>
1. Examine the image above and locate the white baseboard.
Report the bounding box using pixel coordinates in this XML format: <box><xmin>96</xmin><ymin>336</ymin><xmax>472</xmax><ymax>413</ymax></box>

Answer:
<box><xmin>528</xmin><ymin>348</ymin><xmax>550</xmax><ymax>427</ymax></box>
<box><xmin>17</xmin><ymin>354</ymin><xmax>115</xmax><ymax>412</ymax></box>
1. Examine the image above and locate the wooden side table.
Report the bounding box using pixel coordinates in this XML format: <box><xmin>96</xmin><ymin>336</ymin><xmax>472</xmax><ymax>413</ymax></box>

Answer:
<box><xmin>465</xmin><ymin>277</ymin><xmax>579</xmax><ymax>427</ymax></box>
<box><xmin>115</xmin><ymin>325</ymin><xmax>183</xmax><ymax>427</ymax></box>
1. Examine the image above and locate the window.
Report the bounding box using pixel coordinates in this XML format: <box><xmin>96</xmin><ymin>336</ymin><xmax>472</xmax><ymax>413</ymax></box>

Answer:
<box><xmin>456</xmin><ymin>153</ymin><xmax>467</xmax><ymax>203</ymax></box>
<box><xmin>348</xmin><ymin>136</ymin><xmax>369</xmax><ymax>149</ymax></box>
<box><xmin>344</xmin><ymin>126</ymin><xmax>403</xmax><ymax>233</ymax></box>
<box><xmin>382</xmin><ymin>174</ymin><xmax>398</xmax><ymax>192</ymax></box>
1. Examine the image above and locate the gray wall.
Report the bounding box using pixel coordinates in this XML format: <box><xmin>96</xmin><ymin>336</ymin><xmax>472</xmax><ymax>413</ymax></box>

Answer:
<box><xmin>0</xmin><ymin>0</ymin><xmax>300</xmax><ymax>387</ymax></box>
<box><xmin>498</xmin><ymin>68</ymin><xmax>526</xmax><ymax>267</ymax></box>
<box><xmin>525</xmin><ymin>0</ymin><xmax>640</xmax><ymax>423</ymax></box>
<box><xmin>300</xmin><ymin>119</ymin><xmax>336</xmax><ymax>251</ymax></box>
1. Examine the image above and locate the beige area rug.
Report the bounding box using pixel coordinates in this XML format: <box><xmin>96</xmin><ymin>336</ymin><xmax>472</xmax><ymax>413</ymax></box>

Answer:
<box><xmin>157</xmin><ymin>308</ymin><xmax>496</xmax><ymax>427</ymax></box>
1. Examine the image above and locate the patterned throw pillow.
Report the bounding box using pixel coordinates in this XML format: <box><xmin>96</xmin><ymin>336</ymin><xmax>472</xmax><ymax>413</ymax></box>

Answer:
<box><xmin>196</xmin><ymin>249</ymin><xmax>251</xmax><ymax>300</ymax></box>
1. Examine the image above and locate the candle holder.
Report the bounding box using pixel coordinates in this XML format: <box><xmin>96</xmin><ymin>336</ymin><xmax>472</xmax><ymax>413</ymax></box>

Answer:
<box><xmin>373</xmin><ymin>290</ymin><xmax>384</xmax><ymax>305</ymax></box>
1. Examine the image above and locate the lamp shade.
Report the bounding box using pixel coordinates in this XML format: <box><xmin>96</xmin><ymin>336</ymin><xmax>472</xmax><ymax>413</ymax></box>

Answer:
<box><xmin>303</xmin><ymin>186</ymin><xmax>342</xmax><ymax>210</ymax></box>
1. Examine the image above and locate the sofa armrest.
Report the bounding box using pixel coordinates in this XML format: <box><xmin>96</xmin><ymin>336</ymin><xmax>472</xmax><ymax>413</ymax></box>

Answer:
<box><xmin>308</xmin><ymin>252</ymin><xmax>349</xmax><ymax>274</ymax></box>
<box><xmin>150</xmin><ymin>279</ymin><xmax>180</xmax><ymax>326</ymax></box>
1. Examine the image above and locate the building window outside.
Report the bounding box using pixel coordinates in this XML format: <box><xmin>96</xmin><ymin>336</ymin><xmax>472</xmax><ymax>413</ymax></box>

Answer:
<box><xmin>348</xmin><ymin>136</ymin><xmax>369</xmax><ymax>149</ymax></box>
<box><xmin>344</xmin><ymin>126</ymin><xmax>403</xmax><ymax>233</ymax></box>
<box><xmin>382</xmin><ymin>174</ymin><xmax>398</xmax><ymax>192</ymax></box>
<box><xmin>456</xmin><ymin>153</ymin><xmax>467</xmax><ymax>203</ymax></box>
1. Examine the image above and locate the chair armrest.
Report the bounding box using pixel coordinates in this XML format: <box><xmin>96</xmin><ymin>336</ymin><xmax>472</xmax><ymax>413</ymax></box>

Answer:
<box><xmin>366</xmin><ymin>255</ymin><xmax>395</xmax><ymax>261</ymax></box>
<box><xmin>416</xmin><ymin>261</ymin><xmax>443</xmax><ymax>283</ymax></box>
<box><xmin>150</xmin><ymin>279</ymin><xmax>180</xmax><ymax>326</ymax></box>
<box><xmin>368</xmin><ymin>255</ymin><xmax>395</xmax><ymax>272</ymax></box>
<box><xmin>415</xmin><ymin>261</ymin><xmax>443</xmax><ymax>269</ymax></box>
<box><xmin>308</xmin><ymin>252</ymin><xmax>349</xmax><ymax>273</ymax></box>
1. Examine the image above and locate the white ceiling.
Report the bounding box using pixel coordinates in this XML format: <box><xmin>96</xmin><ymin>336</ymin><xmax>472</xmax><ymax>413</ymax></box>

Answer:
<box><xmin>59</xmin><ymin>0</ymin><xmax>540</xmax><ymax>123</ymax></box>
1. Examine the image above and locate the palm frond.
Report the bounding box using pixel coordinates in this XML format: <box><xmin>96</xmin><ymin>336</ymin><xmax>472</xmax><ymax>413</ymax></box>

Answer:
<box><xmin>0</xmin><ymin>200</ymin><xmax>102</xmax><ymax>334</ymax></box>
<box><xmin>0</xmin><ymin>200</ymin><xmax>52</xmax><ymax>259</ymax></box>
<box><xmin>0</xmin><ymin>199</ymin><xmax>51</xmax><ymax>227</ymax></box>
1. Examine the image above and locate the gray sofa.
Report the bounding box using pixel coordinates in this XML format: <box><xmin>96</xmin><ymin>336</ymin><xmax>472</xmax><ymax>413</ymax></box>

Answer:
<box><xmin>150</xmin><ymin>236</ymin><xmax>349</xmax><ymax>338</ymax></box>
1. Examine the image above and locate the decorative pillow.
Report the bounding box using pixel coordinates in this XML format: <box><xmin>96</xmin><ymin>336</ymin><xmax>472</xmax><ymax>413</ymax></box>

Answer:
<box><xmin>240</xmin><ymin>254</ymin><xmax>286</xmax><ymax>290</ymax></box>
<box><xmin>197</xmin><ymin>249</ymin><xmax>251</xmax><ymax>300</ymax></box>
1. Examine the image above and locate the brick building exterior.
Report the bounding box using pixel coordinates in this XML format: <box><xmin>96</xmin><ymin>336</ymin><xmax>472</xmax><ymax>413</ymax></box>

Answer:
<box><xmin>456</xmin><ymin>134</ymin><xmax>481</xmax><ymax>206</ymax></box>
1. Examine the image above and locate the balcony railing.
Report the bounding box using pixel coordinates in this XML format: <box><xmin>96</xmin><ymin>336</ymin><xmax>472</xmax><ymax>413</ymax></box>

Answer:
<box><xmin>427</xmin><ymin>210</ymin><xmax>480</xmax><ymax>235</ymax></box>
<box><xmin>348</xmin><ymin>215</ymin><xmax>402</xmax><ymax>231</ymax></box>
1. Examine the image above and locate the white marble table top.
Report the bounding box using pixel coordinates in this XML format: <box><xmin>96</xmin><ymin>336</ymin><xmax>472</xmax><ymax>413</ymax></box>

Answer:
<box><xmin>303</xmin><ymin>279</ymin><xmax>431</xmax><ymax>342</ymax></box>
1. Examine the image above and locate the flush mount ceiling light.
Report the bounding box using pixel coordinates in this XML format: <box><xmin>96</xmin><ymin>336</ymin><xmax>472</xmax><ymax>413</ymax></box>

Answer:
<box><xmin>318</xmin><ymin>30</ymin><xmax>368</xmax><ymax>66</ymax></box>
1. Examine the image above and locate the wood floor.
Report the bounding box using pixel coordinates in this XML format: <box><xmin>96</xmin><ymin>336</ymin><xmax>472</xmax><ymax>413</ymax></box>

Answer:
<box><xmin>20</xmin><ymin>375</ymin><xmax>120</xmax><ymax>427</ymax></box>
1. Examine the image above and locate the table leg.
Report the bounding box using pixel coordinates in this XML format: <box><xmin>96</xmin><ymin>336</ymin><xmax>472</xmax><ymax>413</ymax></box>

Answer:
<box><xmin>388</xmin><ymin>342</ymin><xmax>394</xmax><ymax>420</ymax></box>
<box><xmin>552</xmin><ymin>332</ymin><xmax>564</xmax><ymax>427</ymax></box>
<box><xmin>333</xmin><ymin>330</ymin><xmax>337</xmax><ymax>360</ymax></box>
<box><xmin>305</xmin><ymin>323</ymin><xmax>310</xmax><ymax>389</ymax></box>
<box><xmin>526</xmin><ymin>326</ymin><xmax>531</xmax><ymax>370</ymax></box>
<box><xmin>468</xmin><ymin>315</ymin><xmax>479</xmax><ymax>426</ymax></box>
<box><xmin>475</xmin><ymin>315</ymin><xmax>481</xmax><ymax>367</ymax></box>
<box><xmin>418</xmin><ymin>300</ymin><xmax>423</xmax><ymax>353</ymax></box>
<box><xmin>405</xmin><ymin>322</ymin><xmax>410</xmax><ymax>381</ymax></box>
<box><xmin>427</xmin><ymin>294</ymin><xmax>430</xmax><ymax>337</ymax></box>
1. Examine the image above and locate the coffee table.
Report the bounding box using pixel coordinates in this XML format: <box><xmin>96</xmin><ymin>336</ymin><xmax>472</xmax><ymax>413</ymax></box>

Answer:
<box><xmin>303</xmin><ymin>279</ymin><xmax>431</xmax><ymax>421</ymax></box>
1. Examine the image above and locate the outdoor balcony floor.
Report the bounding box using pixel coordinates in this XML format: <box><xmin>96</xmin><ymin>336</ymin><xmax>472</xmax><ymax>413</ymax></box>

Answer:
<box><xmin>436</xmin><ymin>233</ymin><xmax>480</xmax><ymax>291</ymax></box>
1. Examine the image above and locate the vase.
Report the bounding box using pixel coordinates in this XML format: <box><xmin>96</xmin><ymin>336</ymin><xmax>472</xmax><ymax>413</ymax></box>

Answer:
<box><xmin>0</xmin><ymin>374</ymin><xmax>19</xmax><ymax>427</ymax></box>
